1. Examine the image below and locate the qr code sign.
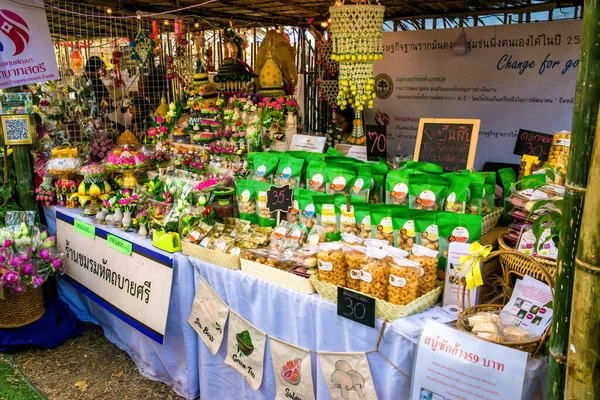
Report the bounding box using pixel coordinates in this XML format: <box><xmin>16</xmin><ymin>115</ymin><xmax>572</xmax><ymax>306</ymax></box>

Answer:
<box><xmin>4</xmin><ymin>118</ymin><xmax>30</xmax><ymax>142</ymax></box>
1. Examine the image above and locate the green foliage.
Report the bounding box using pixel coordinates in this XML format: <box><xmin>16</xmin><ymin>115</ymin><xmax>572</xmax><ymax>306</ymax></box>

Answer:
<box><xmin>0</xmin><ymin>148</ymin><xmax>20</xmax><ymax>226</ymax></box>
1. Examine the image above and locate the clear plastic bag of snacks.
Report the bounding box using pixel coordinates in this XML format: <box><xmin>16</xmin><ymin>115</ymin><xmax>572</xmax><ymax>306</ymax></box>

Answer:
<box><xmin>317</xmin><ymin>242</ymin><xmax>346</xmax><ymax>286</ymax></box>
<box><xmin>269</xmin><ymin>221</ymin><xmax>291</xmax><ymax>253</ymax></box>
<box><xmin>344</xmin><ymin>246</ymin><xmax>368</xmax><ymax>291</ymax></box>
<box><xmin>360</xmin><ymin>248</ymin><xmax>390</xmax><ymax>300</ymax></box>
<box><xmin>387</xmin><ymin>257</ymin><xmax>421</xmax><ymax>306</ymax></box>
<box><xmin>307</xmin><ymin>225</ymin><xmax>327</xmax><ymax>246</ymax></box>
<box><xmin>409</xmin><ymin>244</ymin><xmax>439</xmax><ymax>296</ymax></box>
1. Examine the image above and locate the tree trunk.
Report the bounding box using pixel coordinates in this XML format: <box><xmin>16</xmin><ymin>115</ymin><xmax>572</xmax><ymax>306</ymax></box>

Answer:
<box><xmin>12</xmin><ymin>143</ymin><xmax>37</xmax><ymax>213</ymax></box>
<box><xmin>566</xmin><ymin>108</ymin><xmax>600</xmax><ymax>398</ymax></box>
<box><xmin>547</xmin><ymin>1</ymin><xmax>600</xmax><ymax>398</ymax></box>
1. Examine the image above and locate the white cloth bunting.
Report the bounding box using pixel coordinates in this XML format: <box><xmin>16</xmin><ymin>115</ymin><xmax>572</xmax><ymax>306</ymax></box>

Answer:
<box><xmin>319</xmin><ymin>352</ymin><xmax>378</xmax><ymax>400</ymax></box>
<box><xmin>224</xmin><ymin>311</ymin><xmax>267</xmax><ymax>390</ymax></box>
<box><xmin>187</xmin><ymin>276</ymin><xmax>230</xmax><ymax>355</ymax></box>
<box><xmin>270</xmin><ymin>337</ymin><xmax>316</xmax><ymax>400</ymax></box>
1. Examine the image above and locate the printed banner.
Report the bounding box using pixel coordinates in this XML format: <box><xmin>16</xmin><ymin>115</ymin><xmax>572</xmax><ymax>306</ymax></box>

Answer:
<box><xmin>319</xmin><ymin>352</ymin><xmax>378</xmax><ymax>400</ymax></box>
<box><xmin>188</xmin><ymin>276</ymin><xmax>230</xmax><ymax>355</ymax></box>
<box><xmin>367</xmin><ymin>20</ymin><xmax>582</xmax><ymax>170</ymax></box>
<box><xmin>225</xmin><ymin>312</ymin><xmax>267</xmax><ymax>390</ymax></box>
<box><xmin>270</xmin><ymin>338</ymin><xmax>315</xmax><ymax>400</ymax></box>
<box><xmin>411</xmin><ymin>320</ymin><xmax>528</xmax><ymax>400</ymax></box>
<box><xmin>56</xmin><ymin>212</ymin><xmax>174</xmax><ymax>344</ymax></box>
<box><xmin>0</xmin><ymin>0</ymin><xmax>60</xmax><ymax>88</ymax></box>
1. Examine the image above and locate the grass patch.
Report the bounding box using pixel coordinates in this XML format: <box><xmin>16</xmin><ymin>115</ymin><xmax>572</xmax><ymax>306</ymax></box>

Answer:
<box><xmin>0</xmin><ymin>354</ymin><xmax>44</xmax><ymax>400</ymax></box>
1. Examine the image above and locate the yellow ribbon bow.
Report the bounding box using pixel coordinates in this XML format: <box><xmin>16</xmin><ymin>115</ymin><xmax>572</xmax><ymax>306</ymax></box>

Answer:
<box><xmin>457</xmin><ymin>242</ymin><xmax>492</xmax><ymax>290</ymax></box>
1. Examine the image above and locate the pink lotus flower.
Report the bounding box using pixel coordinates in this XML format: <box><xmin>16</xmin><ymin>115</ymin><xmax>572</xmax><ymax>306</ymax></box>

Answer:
<box><xmin>2</xmin><ymin>270</ymin><xmax>20</xmax><ymax>286</ymax></box>
<box><xmin>156</xmin><ymin>115</ymin><xmax>164</xmax><ymax>124</ymax></box>
<box><xmin>277</xmin><ymin>97</ymin><xmax>285</xmax><ymax>104</ymax></box>
<box><xmin>13</xmin><ymin>285</ymin><xmax>23</xmax><ymax>293</ymax></box>
<box><xmin>51</xmin><ymin>259</ymin><xmax>62</xmax><ymax>271</ymax></box>
<box><xmin>38</xmin><ymin>249</ymin><xmax>50</xmax><ymax>260</ymax></box>
<box><xmin>32</xmin><ymin>275</ymin><xmax>44</xmax><ymax>288</ymax></box>
<box><xmin>22</xmin><ymin>263</ymin><xmax>35</xmax><ymax>275</ymax></box>
<box><xmin>148</xmin><ymin>128</ymin><xmax>158</xmax><ymax>137</ymax></box>
<box><xmin>274</xmin><ymin>104</ymin><xmax>282</xmax><ymax>111</ymax></box>
<box><xmin>3</xmin><ymin>239</ymin><xmax>12</xmax><ymax>248</ymax></box>
<box><xmin>159</xmin><ymin>125</ymin><xmax>168</xmax><ymax>133</ymax></box>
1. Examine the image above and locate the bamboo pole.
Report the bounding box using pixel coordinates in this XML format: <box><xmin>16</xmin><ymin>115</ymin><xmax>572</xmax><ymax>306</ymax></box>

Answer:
<box><xmin>566</xmin><ymin>106</ymin><xmax>600</xmax><ymax>399</ymax></box>
<box><xmin>547</xmin><ymin>1</ymin><xmax>600</xmax><ymax>398</ymax></box>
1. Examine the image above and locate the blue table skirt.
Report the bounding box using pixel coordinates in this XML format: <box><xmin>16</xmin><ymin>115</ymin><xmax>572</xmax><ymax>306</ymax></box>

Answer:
<box><xmin>45</xmin><ymin>206</ymin><xmax>547</xmax><ymax>400</ymax></box>
<box><xmin>45</xmin><ymin>206</ymin><xmax>199</xmax><ymax>399</ymax></box>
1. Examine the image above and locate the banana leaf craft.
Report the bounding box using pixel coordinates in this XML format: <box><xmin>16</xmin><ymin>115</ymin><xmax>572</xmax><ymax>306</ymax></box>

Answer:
<box><xmin>236</xmin><ymin>330</ymin><xmax>254</xmax><ymax>357</ymax></box>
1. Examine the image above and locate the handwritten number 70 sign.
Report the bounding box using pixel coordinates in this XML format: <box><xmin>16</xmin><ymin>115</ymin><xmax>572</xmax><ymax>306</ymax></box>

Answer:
<box><xmin>368</xmin><ymin>130</ymin><xmax>386</xmax><ymax>154</ymax></box>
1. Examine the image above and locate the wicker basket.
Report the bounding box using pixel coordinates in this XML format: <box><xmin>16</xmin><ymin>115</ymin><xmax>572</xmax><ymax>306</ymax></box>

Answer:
<box><xmin>240</xmin><ymin>259</ymin><xmax>316</xmax><ymax>294</ymax></box>
<box><xmin>497</xmin><ymin>234</ymin><xmax>556</xmax><ymax>284</ymax></box>
<box><xmin>456</xmin><ymin>249</ymin><xmax>555</xmax><ymax>357</ymax></box>
<box><xmin>0</xmin><ymin>287</ymin><xmax>46</xmax><ymax>328</ymax></box>
<box><xmin>482</xmin><ymin>207</ymin><xmax>503</xmax><ymax>235</ymax></box>
<box><xmin>309</xmin><ymin>274</ymin><xmax>443</xmax><ymax>321</ymax></box>
<box><xmin>182</xmin><ymin>240</ymin><xmax>241</xmax><ymax>270</ymax></box>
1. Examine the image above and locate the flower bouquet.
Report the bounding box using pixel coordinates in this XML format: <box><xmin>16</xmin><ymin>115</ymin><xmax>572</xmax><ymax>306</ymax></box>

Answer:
<box><xmin>90</xmin><ymin>135</ymin><xmax>116</xmax><ymax>162</ymax></box>
<box><xmin>36</xmin><ymin>176</ymin><xmax>55</xmax><ymax>207</ymax></box>
<box><xmin>148</xmin><ymin>148</ymin><xmax>172</xmax><ymax>170</ymax></box>
<box><xmin>106</xmin><ymin>144</ymin><xmax>147</xmax><ymax>170</ymax></box>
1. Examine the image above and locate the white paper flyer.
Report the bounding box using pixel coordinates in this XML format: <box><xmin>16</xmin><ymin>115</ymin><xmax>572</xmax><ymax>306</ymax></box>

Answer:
<box><xmin>500</xmin><ymin>275</ymin><xmax>553</xmax><ymax>337</ymax></box>
<box><xmin>443</xmin><ymin>242</ymin><xmax>481</xmax><ymax>307</ymax></box>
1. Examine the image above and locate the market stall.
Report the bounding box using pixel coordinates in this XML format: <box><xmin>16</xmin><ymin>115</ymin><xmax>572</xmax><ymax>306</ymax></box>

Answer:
<box><xmin>0</xmin><ymin>0</ymin><xmax>585</xmax><ymax>398</ymax></box>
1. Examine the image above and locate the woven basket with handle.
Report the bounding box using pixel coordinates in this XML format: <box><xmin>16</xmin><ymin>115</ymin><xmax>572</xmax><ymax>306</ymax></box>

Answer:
<box><xmin>456</xmin><ymin>248</ymin><xmax>554</xmax><ymax>357</ymax></box>
<box><xmin>0</xmin><ymin>287</ymin><xmax>45</xmax><ymax>328</ymax></box>
<box><xmin>497</xmin><ymin>234</ymin><xmax>556</xmax><ymax>284</ymax></box>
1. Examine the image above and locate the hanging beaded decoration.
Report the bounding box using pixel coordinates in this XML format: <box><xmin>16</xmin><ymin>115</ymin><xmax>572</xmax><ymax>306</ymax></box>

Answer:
<box><xmin>317</xmin><ymin>80</ymin><xmax>339</xmax><ymax>109</ymax></box>
<box><xmin>329</xmin><ymin>0</ymin><xmax>384</xmax><ymax>142</ymax></box>
<box><xmin>316</xmin><ymin>38</ymin><xmax>339</xmax><ymax>78</ymax></box>
<box><xmin>129</xmin><ymin>30</ymin><xmax>155</xmax><ymax>75</ymax></box>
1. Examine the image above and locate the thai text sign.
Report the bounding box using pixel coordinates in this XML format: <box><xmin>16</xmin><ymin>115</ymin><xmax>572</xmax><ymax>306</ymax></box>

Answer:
<box><xmin>411</xmin><ymin>320</ymin><xmax>528</xmax><ymax>400</ymax></box>
<box><xmin>56</xmin><ymin>212</ymin><xmax>173</xmax><ymax>343</ymax></box>
<box><xmin>0</xmin><ymin>0</ymin><xmax>60</xmax><ymax>88</ymax></box>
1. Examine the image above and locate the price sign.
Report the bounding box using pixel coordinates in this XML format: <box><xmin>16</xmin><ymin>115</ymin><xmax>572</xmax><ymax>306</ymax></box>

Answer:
<box><xmin>74</xmin><ymin>219</ymin><xmax>95</xmax><ymax>239</ymax></box>
<box><xmin>266</xmin><ymin>184</ymin><xmax>293</xmax><ymax>213</ymax></box>
<box><xmin>107</xmin><ymin>234</ymin><xmax>132</xmax><ymax>256</ymax></box>
<box><xmin>513</xmin><ymin>129</ymin><xmax>553</xmax><ymax>161</ymax></box>
<box><xmin>414</xmin><ymin>118</ymin><xmax>480</xmax><ymax>171</ymax></box>
<box><xmin>365</xmin><ymin>125</ymin><xmax>387</xmax><ymax>161</ymax></box>
<box><xmin>337</xmin><ymin>286</ymin><xmax>375</xmax><ymax>328</ymax></box>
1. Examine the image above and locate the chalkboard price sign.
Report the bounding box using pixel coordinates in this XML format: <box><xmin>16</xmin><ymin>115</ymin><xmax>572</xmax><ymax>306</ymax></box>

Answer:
<box><xmin>513</xmin><ymin>129</ymin><xmax>553</xmax><ymax>161</ymax></box>
<box><xmin>337</xmin><ymin>287</ymin><xmax>375</xmax><ymax>328</ymax></box>
<box><xmin>365</xmin><ymin>125</ymin><xmax>387</xmax><ymax>161</ymax></box>
<box><xmin>414</xmin><ymin>118</ymin><xmax>480</xmax><ymax>172</ymax></box>
<box><xmin>266</xmin><ymin>184</ymin><xmax>293</xmax><ymax>213</ymax></box>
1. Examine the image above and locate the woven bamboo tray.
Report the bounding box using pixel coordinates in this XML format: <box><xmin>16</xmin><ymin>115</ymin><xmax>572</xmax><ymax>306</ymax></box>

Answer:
<box><xmin>456</xmin><ymin>249</ymin><xmax>555</xmax><ymax>357</ymax></box>
<box><xmin>482</xmin><ymin>207</ymin><xmax>503</xmax><ymax>235</ymax></box>
<box><xmin>309</xmin><ymin>275</ymin><xmax>443</xmax><ymax>321</ymax></box>
<box><xmin>0</xmin><ymin>287</ymin><xmax>45</xmax><ymax>328</ymax></box>
<box><xmin>240</xmin><ymin>259</ymin><xmax>316</xmax><ymax>294</ymax></box>
<box><xmin>497</xmin><ymin>234</ymin><xmax>556</xmax><ymax>283</ymax></box>
<box><xmin>182</xmin><ymin>240</ymin><xmax>241</xmax><ymax>270</ymax></box>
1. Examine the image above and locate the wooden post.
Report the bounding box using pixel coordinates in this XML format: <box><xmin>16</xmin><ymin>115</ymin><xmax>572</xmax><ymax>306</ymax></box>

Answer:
<box><xmin>566</xmin><ymin>106</ymin><xmax>600</xmax><ymax>398</ymax></box>
<box><xmin>547</xmin><ymin>1</ymin><xmax>600</xmax><ymax>398</ymax></box>
<box><xmin>12</xmin><ymin>143</ymin><xmax>37</xmax><ymax>213</ymax></box>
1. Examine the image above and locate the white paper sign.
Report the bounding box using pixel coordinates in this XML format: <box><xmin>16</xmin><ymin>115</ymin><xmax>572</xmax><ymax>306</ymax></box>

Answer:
<box><xmin>500</xmin><ymin>275</ymin><xmax>553</xmax><ymax>337</ymax></box>
<box><xmin>319</xmin><ymin>352</ymin><xmax>378</xmax><ymax>400</ymax></box>
<box><xmin>289</xmin><ymin>134</ymin><xmax>327</xmax><ymax>153</ymax></box>
<box><xmin>443</xmin><ymin>242</ymin><xmax>481</xmax><ymax>307</ymax></box>
<box><xmin>57</xmin><ymin>215</ymin><xmax>173</xmax><ymax>343</ymax></box>
<box><xmin>335</xmin><ymin>144</ymin><xmax>368</xmax><ymax>162</ymax></box>
<box><xmin>368</xmin><ymin>20</ymin><xmax>582</xmax><ymax>170</ymax></box>
<box><xmin>412</xmin><ymin>320</ymin><xmax>528</xmax><ymax>400</ymax></box>
<box><xmin>225</xmin><ymin>312</ymin><xmax>266</xmax><ymax>390</ymax></box>
<box><xmin>188</xmin><ymin>276</ymin><xmax>230</xmax><ymax>355</ymax></box>
<box><xmin>270</xmin><ymin>338</ymin><xmax>315</xmax><ymax>400</ymax></box>
<box><xmin>0</xmin><ymin>0</ymin><xmax>60</xmax><ymax>88</ymax></box>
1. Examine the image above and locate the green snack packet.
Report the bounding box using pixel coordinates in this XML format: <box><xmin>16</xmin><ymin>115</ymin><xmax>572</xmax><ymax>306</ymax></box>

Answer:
<box><xmin>326</xmin><ymin>146</ymin><xmax>346</xmax><ymax>157</ymax></box>
<box><xmin>235</xmin><ymin>179</ymin><xmax>258</xmax><ymax>224</ymax></box>
<box><xmin>288</xmin><ymin>188</ymin><xmax>316</xmax><ymax>229</ymax></box>
<box><xmin>326</xmin><ymin>163</ymin><xmax>356</xmax><ymax>195</ymax></box>
<box><xmin>274</xmin><ymin>155</ymin><xmax>304</xmax><ymax>188</ymax></box>
<box><xmin>482</xmin><ymin>172</ymin><xmax>496</xmax><ymax>216</ymax></box>
<box><xmin>438</xmin><ymin>212</ymin><xmax>483</xmax><ymax>270</ymax></box>
<box><xmin>306</xmin><ymin>159</ymin><xmax>328</xmax><ymax>193</ymax></box>
<box><xmin>340</xmin><ymin>201</ymin><xmax>359</xmax><ymax>235</ymax></box>
<box><xmin>408</xmin><ymin>174</ymin><xmax>449</xmax><ymax>211</ymax></box>
<box><xmin>392</xmin><ymin>206</ymin><xmax>416</xmax><ymax>252</ymax></box>
<box><xmin>256</xmin><ymin>181</ymin><xmax>276</xmax><ymax>227</ymax></box>
<box><xmin>443</xmin><ymin>173</ymin><xmax>471</xmax><ymax>214</ymax></box>
<box><xmin>399</xmin><ymin>160</ymin><xmax>443</xmax><ymax>173</ymax></box>
<box><xmin>498</xmin><ymin>168</ymin><xmax>517</xmax><ymax>225</ymax></box>
<box><xmin>252</xmin><ymin>152</ymin><xmax>279</xmax><ymax>183</ymax></box>
<box><xmin>350</xmin><ymin>165</ymin><xmax>371</xmax><ymax>203</ymax></box>
<box><xmin>370</xmin><ymin>204</ymin><xmax>394</xmax><ymax>246</ymax></box>
<box><xmin>314</xmin><ymin>194</ymin><xmax>345</xmax><ymax>241</ymax></box>
<box><xmin>385</xmin><ymin>169</ymin><xmax>411</xmax><ymax>205</ymax></box>
<box><xmin>354</xmin><ymin>203</ymin><xmax>372</xmax><ymax>239</ymax></box>
<box><xmin>465</xmin><ymin>174</ymin><xmax>485</xmax><ymax>216</ymax></box>
<box><xmin>370</xmin><ymin>174</ymin><xmax>384</xmax><ymax>204</ymax></box>
<box><xmin>414</xmin><ymin>209</ymin><xmax>439</xmax><ymax>251</ymax></box>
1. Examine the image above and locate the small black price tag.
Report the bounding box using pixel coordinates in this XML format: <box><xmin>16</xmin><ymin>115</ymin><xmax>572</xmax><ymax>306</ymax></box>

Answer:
<box><xmin>365</xmin><ymin>125</ymin><xmax>387</xmax><ymax>161</ymax></box>
<box><xmin>266</xmin><ymin>184</ymin><xmax>293</xmax><ymax>213</ymax></box>
<box><xmin>513</xmin><ymin>128</ymin><xmax>554</xmax><ymax>161</ymax></box>
<box><xmin>337</xmin><ymin>286</ymin><xmax>376</xmax><ymax>328</ymax></box>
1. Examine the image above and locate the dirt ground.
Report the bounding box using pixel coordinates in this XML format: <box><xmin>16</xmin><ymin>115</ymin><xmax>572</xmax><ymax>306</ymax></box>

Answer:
<box><xmin>11</xmin><ymin>323</ymin><xmax>185</xmax><ymax>400</ymax></box>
